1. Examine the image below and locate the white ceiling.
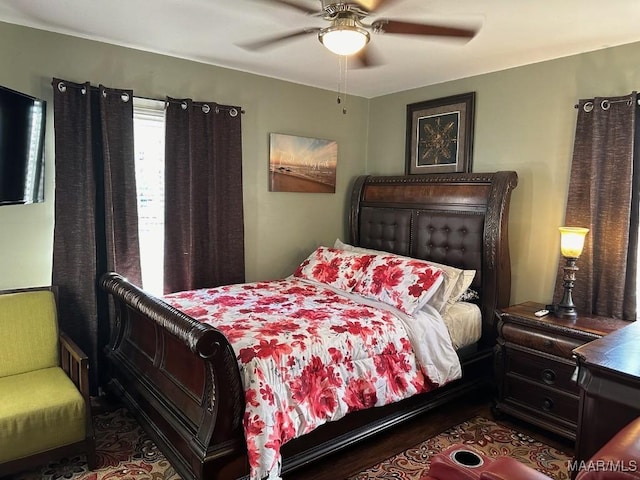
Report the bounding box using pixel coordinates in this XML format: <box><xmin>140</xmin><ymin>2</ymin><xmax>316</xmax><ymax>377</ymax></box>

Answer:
<box><xmin>2</xmin><ymin>0</ymin><xmax>640</xmax><ymax>98</ymax></box>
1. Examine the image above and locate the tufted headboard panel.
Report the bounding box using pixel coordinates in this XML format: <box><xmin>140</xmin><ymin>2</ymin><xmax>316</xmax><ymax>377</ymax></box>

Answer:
<box><xmin>349</xmin><ymin>171</ymin><xmax>518</xmax><ymax>347</ymax></box>
<box><xmin>413</xmin><ymin>211</ymin><xmax>485</xmax><ymax>290</ymax></box>
<box><xmin>358</xmin><ymin>207</ymin><xmax>412</xmax><ymax>256</ymax></box>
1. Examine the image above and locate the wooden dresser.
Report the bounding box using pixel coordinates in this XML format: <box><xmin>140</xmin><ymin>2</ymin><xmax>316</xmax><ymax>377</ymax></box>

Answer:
<box><xmin>494</xmin><ymin>302</ymin><xmax>628</xmax><ymax>440</ymax></box>
<box><xmin>573</xmin><ymin>320</ymin><xmax>640</xmax><ymax>469</ymax></box>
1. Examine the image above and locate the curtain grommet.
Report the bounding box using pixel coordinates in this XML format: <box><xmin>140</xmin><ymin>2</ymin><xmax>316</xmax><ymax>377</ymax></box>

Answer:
<box><xmin>202</xmin><ymin>104</ymin><xmax>210</xmax><ymax>114</ymax></box>
<box><xmin>57</xmin><ymin>82</ymin><xmax>67</xmax><ymax>93</ymax></box>
<box><xmin>583</xmin><ymin>101</ymin><xmax>594</xmax><ymax>113</ymax></box>
<box><xmin>229</xmin><ymin>108</ymin><xmax>238</xmax><ymax>117</ymax></box>
<box><xmin>121</xmin><ymin>92</ymin><xmax>130</xmax><ymax>103</ymax></box>
<box><xmin>601</xmin><ymin>100</ymin><xmax>610</xmax><ymax>110</ymax></box>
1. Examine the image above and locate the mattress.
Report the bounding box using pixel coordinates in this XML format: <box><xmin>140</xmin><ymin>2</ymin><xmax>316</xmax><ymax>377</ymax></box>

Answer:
<box><xmin>442</xmin><ymin>301</ymin><xmax>482</xmax><ymax>350</ymax></box>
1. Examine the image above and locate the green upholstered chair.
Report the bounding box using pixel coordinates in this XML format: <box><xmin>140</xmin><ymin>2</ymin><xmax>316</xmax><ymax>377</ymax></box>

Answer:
<box><xmin>0</xmin><ymin>287</ymin><xmax>95</xmax><ymax>476</ymax></box>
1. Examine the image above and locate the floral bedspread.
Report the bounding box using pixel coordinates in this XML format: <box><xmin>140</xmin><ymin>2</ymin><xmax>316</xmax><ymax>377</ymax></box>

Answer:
<box><xmin>163</xmin><ymin>278</ymin><xmax>460</xmax><ymax>480</ymax></box>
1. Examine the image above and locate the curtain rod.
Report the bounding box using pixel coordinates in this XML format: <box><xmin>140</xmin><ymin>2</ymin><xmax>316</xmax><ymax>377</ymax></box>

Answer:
<box><xmin>136</xmin><ymin>94</ymin><xmax>245</xmax><ymax>115</ymax></box>
<box><xmin>574</xmin><ymin>93</ymin><xmax>639</xmax><ymax>110</ymax></box>
<box><xmin>54</xmin><ymin>82</ymin><xmax>245</xmax><ymax>115</ymax></box>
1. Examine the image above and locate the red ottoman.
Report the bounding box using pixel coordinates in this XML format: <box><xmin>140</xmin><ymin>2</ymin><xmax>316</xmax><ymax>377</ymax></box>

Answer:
<box><xmin>424</xmin><ymin>444</ymin><xmax>495</xmax><ymax>480</ymax></box>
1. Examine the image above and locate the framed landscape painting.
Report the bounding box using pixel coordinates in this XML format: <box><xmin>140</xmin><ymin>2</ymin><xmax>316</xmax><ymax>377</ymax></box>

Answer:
<box><xmin>269</xmin><ymin>133</ymin><xmax>337</xmax><ymax>193</ymax></box>
<box><xmin>405</xmin><ymin>92</ymin><xmax>475</xmax><ymax>175</ymax></box>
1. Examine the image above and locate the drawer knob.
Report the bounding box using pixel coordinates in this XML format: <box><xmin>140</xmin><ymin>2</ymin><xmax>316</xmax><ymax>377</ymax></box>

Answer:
<box><xmin>543</xmin><ymin>339</ymin><xmax>554</xmax><ymax>348</ymax></box>
<box><xmin>542</xmin><ymin>369</ymin><xmax>556</xmax><ymax>385</ymax></box>
<box><xmin>542</xmin><ymin>397</ymin><xmax>554</xmax><ymax>412</ymax></box>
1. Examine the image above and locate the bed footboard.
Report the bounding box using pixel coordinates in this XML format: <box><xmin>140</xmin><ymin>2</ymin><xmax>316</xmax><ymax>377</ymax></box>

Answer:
<box><xmin>101</xmin><ymin>272</ymin><xmax>248</xmax><ymax>480</ymax></box>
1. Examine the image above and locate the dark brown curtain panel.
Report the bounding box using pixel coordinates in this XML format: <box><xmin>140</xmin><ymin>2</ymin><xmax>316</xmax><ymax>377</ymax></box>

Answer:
<box><xmin>554</xmin><ymin>93</ymin><xmax>640</xmax><ymax>320</ymax></box>
<box><xmin>52</xmin><ymin>79</ymin><xmax>141</xmax><ymax>393</ymax></box>
<box><xmin>164</xmin><ymin>99</ymin><xmax>245</xmax><ymax>293</ymax></box>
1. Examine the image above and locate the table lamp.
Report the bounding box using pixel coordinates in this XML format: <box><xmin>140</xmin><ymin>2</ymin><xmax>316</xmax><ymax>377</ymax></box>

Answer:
<box><xmin>555</xmin><ymin>226</ymin><xmax>589</xmax><ymax>319</ymax></box>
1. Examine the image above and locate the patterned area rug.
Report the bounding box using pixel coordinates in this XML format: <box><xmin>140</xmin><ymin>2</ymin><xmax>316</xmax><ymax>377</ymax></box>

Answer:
<box><xmin>15</xmin><ymin>408</ymin><xmax>179</xmax><ymax>480</ymax></box>
<box><xmin>350</xmin><ymin>416</ymin><xmax>570</xmax><ymax>480</ymax></box>
<box><xmin>14</xmin><ymin>409</ymin><xmax>570</xmax><ymax>480</ymax></box>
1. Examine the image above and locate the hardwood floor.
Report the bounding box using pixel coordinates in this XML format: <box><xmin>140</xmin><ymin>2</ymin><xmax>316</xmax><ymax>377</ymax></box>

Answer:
<box><xmin>286</xmin><ymin>388</ymin><xmax>574</xmax><ymax>480</ymax></box>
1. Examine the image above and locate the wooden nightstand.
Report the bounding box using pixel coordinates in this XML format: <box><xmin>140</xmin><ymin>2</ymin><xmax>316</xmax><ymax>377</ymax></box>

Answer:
<box><xmin>493</xmin><ymin>301</ymin><xmax>628</xmax><ymax>440</ymax></box>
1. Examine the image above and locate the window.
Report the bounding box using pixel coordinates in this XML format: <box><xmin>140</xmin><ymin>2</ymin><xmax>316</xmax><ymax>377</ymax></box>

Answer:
<box><xmin>133</xmin><ymin>97</ymin><xmax>165</xmax><ymax>296</ymax></box>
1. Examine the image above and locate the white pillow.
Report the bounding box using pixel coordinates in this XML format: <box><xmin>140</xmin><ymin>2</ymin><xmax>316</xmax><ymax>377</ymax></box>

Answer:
<box><xmin>334</xmin><ymin>238</ymin><xmax>475</xmax><ymax>314</ymax></box>
<box><xmin>443</xmin><ymin>270</ymin><xmax>476</xmax><ymax>315</ymax></box>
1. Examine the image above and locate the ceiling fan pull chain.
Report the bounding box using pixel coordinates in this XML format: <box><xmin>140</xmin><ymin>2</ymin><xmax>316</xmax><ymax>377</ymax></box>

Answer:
<box><xmin>335</xmin><ymin>55</ymin><xmax>348</xmax><ymax>114</ymax></box>
<box><xmin>336</xmin><ymin>55</ymin><xmax>342</xmax><ymax>105</ymax></box>
<box><xmin>342</xmin><ymin>56</ymin><xmax>348</xmax><ymax>115</ymax></box>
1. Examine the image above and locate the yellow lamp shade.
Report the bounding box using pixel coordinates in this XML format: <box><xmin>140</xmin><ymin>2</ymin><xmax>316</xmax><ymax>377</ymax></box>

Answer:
<box><xmin>559</xmin><ymin>227</ymin><xmax>589</xmax><ymax>258</ymax></box>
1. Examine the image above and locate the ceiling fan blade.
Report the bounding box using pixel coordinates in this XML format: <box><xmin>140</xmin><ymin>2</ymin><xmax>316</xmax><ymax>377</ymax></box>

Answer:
<box><xmin>259</xmin><ymin>0</ymin><xmax>318</xmax><ymax>14</ymax></box>
<box><xmin>355</xmin><ymin>0</ymin><xmax>405</xmax><ymax>13</ymax></box>
<box><xmin>352</xmin><ymin>44</ymin><xmax>383</xmax><ymax>68</ymax></box>
<box><xmin>372</xmin><ymin>19</ymin><xmax>477</xmax><ymax>39</ymax></box>
<box><xmin>238</xmin><ymin>28</ymin><xmax>320</xmax><ymax>51</ymax></box>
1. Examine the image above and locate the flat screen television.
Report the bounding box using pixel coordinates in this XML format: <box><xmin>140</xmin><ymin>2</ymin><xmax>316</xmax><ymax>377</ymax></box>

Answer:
<box><xmin>0</xmin><ymin>85</ymin><xmax>46</xmax><ymax>205</ymax></box>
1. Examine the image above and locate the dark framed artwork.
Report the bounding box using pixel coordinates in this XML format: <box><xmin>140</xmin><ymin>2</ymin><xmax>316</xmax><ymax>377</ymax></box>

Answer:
<box><xmin>405</xmin><ymin>92</ymin><xmax>475</xmax><ymax>174</ymax></box>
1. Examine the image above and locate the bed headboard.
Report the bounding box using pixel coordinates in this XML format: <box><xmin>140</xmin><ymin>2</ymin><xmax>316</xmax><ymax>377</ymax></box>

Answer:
<box><xmin>349</xmin><ymin>171</ymin><xmax>518</xmax><ymax>347</ymax></box>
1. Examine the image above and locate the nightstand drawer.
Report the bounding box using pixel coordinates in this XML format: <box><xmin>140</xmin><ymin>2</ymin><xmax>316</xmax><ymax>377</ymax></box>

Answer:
<box><xmin>506</xmin><ymin>349</ymin><xmax>579</xmax><ymax>394</ymax></box>
<box><xmin>505</xmin><ymin>375</ymin><xmax>579</xmax><ymax>424</ymax></box>
<box><xmin>502</xmin><ymin>323</ymin><xmax>583</xmax><ymax>358</ymax></box>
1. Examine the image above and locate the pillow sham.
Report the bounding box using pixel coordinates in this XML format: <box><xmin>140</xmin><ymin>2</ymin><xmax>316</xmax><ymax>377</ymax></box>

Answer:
<box><xmin>293</xmin><ymin>246</ymin><xmax>374</xmax><ymax>292</ymax></box>
<box><xmin>353</xmin><ymin>253</ymin><xmax>444</xmax><ymax>315</ymax></box>
<box><xmin>334</xmin><ymin>239</ymin><xmax>475</xmax><ymax>314</ymax></box>
<box><xmin>442</xmin><ymin>270</ymin><xmax>476</xmax><ymax>315</ymax></box>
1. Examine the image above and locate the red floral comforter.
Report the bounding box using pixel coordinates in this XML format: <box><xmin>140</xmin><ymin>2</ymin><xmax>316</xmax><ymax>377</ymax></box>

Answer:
<box><xmin>163</xmin><ymin>278</ymin><xmax>460</xmax><ymax>480</ymax></box>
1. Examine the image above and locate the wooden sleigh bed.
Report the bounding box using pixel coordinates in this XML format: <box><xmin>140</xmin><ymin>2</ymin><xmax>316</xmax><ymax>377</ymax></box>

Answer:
<box><xmin>101</xmin><ymin>171</ymin><xmax>518</xmax><ymax>480</ymax></box>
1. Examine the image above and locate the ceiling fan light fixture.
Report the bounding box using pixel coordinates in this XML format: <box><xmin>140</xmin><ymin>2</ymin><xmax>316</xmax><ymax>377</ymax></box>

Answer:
<box><xmin>319</xmin><ymin>24</ymin><xmax>370</xmax><ymax>56</ymax></box>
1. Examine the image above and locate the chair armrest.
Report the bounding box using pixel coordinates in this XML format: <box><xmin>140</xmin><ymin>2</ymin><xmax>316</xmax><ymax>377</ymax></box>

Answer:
<box><xmin>59</xmin><ymin>331</ymin><xmax>91</xmax><ymax>400</ymax></box>
<box><xmin>480</xmin><ymin>457</ymin><xmax>551</xmax><ymax>480</ymax></box>
<box><xmin>59</xmin><ymin>330</ymin><xmax>96</xmax><ymax>468</ymax></box>
<box><xmin>576</xmin><ymin>417</ymin><xmax>640</xmax><ymax>480</ymax></box>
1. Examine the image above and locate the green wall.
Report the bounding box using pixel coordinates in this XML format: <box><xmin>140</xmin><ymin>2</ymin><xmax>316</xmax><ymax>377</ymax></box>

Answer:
<box><xmin>0</xmin><ymin>21</ymin><xmax>369</xmax><ymax>290</ymax></box>
<box><xmin>3</xmin><ymin>19</ymin><xmax>640</xmax><ymax>309</ymax></box>
<box><xmin>368</xmin><ymin>43</ymin><xmax>640</xmax><ymax>305</ymax></box>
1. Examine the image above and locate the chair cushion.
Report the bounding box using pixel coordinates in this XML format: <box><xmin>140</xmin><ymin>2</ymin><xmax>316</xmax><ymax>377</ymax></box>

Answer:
<box><xmin>0</xmin><ymin>290</ymin><xmax>59</xmax><ymax>377</ymax></box>
<box><xmin>0</xmin><ymin>367</ymin><xmax>86</xmax><ymax>463</ymax></box>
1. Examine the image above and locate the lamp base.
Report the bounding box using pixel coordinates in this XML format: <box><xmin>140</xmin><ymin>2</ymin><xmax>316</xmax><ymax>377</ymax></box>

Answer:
<box><xmin>553</xmin><ymin>304</ymin><xmax>578</xmax><ymax>320</ymax></box>
<box><xmin>553</xmin><ymin>255</ymin><xmax>580</xmax><ymax>320</ymax></box>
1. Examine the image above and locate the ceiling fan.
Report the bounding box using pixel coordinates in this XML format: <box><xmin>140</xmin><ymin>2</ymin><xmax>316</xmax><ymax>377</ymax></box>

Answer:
<box><xmin>240</xmin><ymin>0</ymin><xmax>478</xmax><ymax>66</ymax></box>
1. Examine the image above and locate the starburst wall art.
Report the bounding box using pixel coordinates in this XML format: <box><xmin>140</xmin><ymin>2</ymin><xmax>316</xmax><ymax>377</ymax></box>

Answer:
<box><xmin>405</xmin><ymin>92</ymin><xmax>475</xmax><ymax>174</ymax></box>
